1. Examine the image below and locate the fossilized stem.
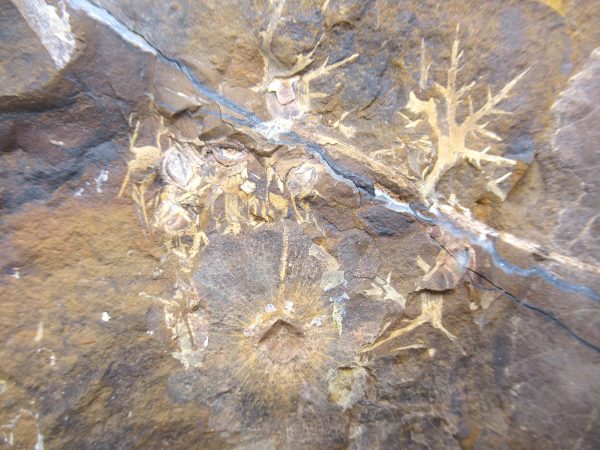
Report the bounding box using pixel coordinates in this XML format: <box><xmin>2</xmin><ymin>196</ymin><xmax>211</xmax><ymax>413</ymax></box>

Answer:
<box><xmin>277</xmin><ymin>224</ymin><xmax>290</xmax><ymax>305</ymax></box>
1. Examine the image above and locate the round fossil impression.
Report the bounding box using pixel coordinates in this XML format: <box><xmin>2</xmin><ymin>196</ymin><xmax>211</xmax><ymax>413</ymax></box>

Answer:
<box><xmin>209</xmin><ymin>139</ymin><xmax>249</xmax><ymax>167</ymax></box>
<box><xmin>161</xmin><ymin>145</ymin><xmax>203</xmax><ymax>189</ymax></box>
<box><xmin>226</xmin><ymin>280</ymin><xmax>337</xmax><ymax>407</ymax></box>
<box><xmin>162</xmin><ymin>148</ymin><xmax>193</xmax><ymax>188</ymax></box>
<box><xmin>188</xmin><ymin>223</ymin><xmax>346</xmax><ymax>410</ymax></box>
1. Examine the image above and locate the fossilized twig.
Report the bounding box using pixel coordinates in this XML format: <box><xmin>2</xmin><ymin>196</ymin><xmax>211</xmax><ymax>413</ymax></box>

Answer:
<box><xmin>404</xmin><ymin>25</ymin><xmax>529</xmax><ymax>196</ymax></box>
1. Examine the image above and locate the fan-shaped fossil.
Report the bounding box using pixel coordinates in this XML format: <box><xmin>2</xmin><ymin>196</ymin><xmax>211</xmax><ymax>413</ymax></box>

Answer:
<box><xmin>229</xmin><ymin>279</ymin><xmax>338</xmax><ymax>406</ymax></box>
<box><xmin>187</xmin><ymin>223</ymin><xmax>342</xmax><ymax>409</ymax></box>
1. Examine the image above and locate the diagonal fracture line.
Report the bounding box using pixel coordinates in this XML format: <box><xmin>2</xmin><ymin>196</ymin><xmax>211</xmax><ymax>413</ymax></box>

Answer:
<box><xmin>66</xmin><ymin>0</ymin><xmax>376</xmax><ymax>195</ymax></box>
<box><xmin>428</xmin><ymin>230</ymin><xmax>600</xmax><ymax>354</ymax></box>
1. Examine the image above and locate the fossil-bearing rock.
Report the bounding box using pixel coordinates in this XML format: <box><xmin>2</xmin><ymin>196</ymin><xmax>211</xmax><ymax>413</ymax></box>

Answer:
<box><xmin>1</xmin><ymin>0</ymin><xmax>599</xmax><ymax>448</ymax></box>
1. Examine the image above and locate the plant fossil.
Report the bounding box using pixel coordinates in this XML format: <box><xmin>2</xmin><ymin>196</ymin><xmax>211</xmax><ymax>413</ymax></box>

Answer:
<box><xmin>187</xmin><ymin>223</ymin><xmax>340</xmax><ymax>410</ymax></box>
<box><xmin>259</xmin><ymin>0</ymin><xmax>358</xmax><ymax>119</ymax></box>
<box><xmin>402</xmin><ymin>26</ymin><xmax>529</xmax><ymax>197</ymax></box>
<box><xmin>361</xmin><ymin>292</ymin><xmax>456</xmax><ymax>355</ymax></box>
<box><xmin>118</xmin><ymin>116</ymin><xmax>167</xmax><ymax>230</ymax></box>
<box><xmin>361</xmin><ymin>234</ymin><xmax>474</xmax><ymax>356</ymax></box>
<box><xmin>121</xmin><ymin>128</ymin><xmax>320</xmax><ymax>272</ymax></box>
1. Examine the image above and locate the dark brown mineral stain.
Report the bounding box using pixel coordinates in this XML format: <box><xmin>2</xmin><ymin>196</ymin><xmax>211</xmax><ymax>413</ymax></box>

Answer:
<box><xmin>0</xmin><ymin>193</ymin><xmax>226</xmax><ymax>448</ymax></box>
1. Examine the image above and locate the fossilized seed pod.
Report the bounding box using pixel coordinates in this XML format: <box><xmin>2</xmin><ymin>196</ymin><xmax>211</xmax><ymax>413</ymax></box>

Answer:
<box><xmin>161</xmin><ymin>147</ymin><xmax>195</xmax><ymax>188</ymax></box>
<box><xmin>209</xmin><ymin>140</ymin><xmax>248</xmax><ymax>167</ymax></box>
<box><xmin>267</xmin><ymin>77</ymin><xmax>298</xmax><ymax>105</ymax></box>
<box><xmin>154</xmin><ymin>199</ymin><xmax>193</xmax><ymax>235</ymax></box>
<box><xmin>286</xmin><ymin>162</ymin><xmax>319</xmax><ymax>197</ymax></box>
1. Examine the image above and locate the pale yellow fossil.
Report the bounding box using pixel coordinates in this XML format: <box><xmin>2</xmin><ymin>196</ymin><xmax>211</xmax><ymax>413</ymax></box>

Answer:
<box><xmin>363</xmin><ymin>272</ymin><xmax>406</xmax><ymax>309</ymax></box>
<box><xmin>152</xmin><ymin>139</ymin><xmax>268</xmax><ymax>268</ymax></box>
<box><xmin>208</xmin><ymin>224</ymin><xmax>339</xmax><ymax>407</ymax></box>
<box><xmin>118</xmin><ymin>116</ymin><xmax>168</xmax><ymax>229</ymax></box>
<box><xmin>362</xmin><ymin>292</ymin><xmax>456</xmax><ymax>355</ymax></box>
<box><xmin>362</xmin><ymin>233</ymin><xmax>475</xmax><ymax>355</ymax></box>
<box><xmin>119</xmin><ymin>117</ymin><xmax>318</xmax><ymax>276</ymax></box>
<box><xmin>538</xmin><ymin>0</ymin><xmax>565</xmax><ymax>15</ymax></box>
<box><xmin>403</xmin><ymin>26</ymin><xmax>529</xmax><ymax>197</ymax></box>
<box><xmin>159</xmin><ymin>281</ymin><xmax>207</xmax><ymax>370</ymax></box>
<box><xmin>204</xmin><ymin>141</ymin><xmax>261</xmax><ymax>235</ymax></box>
<box><xmin>283</xmin><ymin>161</ymin><xmax>322</xmax><ymax>223</ymax></box>
<box><xmin>258</xmin><ymin>0</ymin><xmax>358</xmax><ymax>118</ymax></box>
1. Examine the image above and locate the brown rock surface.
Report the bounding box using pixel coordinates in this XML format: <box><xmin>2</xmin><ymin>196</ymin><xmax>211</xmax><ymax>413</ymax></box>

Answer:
<box><xmin>1</xmin><ymin>0</ymin><xmax>599</xmax><ymax>448</ymax></box>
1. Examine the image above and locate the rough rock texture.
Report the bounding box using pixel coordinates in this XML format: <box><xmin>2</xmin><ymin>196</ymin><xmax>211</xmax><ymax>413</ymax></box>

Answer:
<box><xmin>1</xmin><ymin>0</ymin><xmax>599</xmax><ymax>449</ymax></box>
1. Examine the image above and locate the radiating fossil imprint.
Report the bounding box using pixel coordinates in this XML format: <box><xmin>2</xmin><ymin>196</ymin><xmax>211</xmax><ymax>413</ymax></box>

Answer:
<box><xmin>173</xmin><ymin>223</ymin><xmax>342</xmax><ymax>409</ymax></box>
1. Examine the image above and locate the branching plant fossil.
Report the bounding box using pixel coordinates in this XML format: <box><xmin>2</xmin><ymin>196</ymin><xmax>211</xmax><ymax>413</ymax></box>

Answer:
<box><xmin>259</xmin><ymin>0</ymin><xmax>358</xmax><ymax>118</ymax></box>
<box><xmin>401</xmin><ymin>26</ymin><xmax>529</xmax><ymax>197</ymax></box>
<box><xmin>118</xmin><ymin>116</ymin><xmax>167</xmax><ymax>230</ymax></box>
